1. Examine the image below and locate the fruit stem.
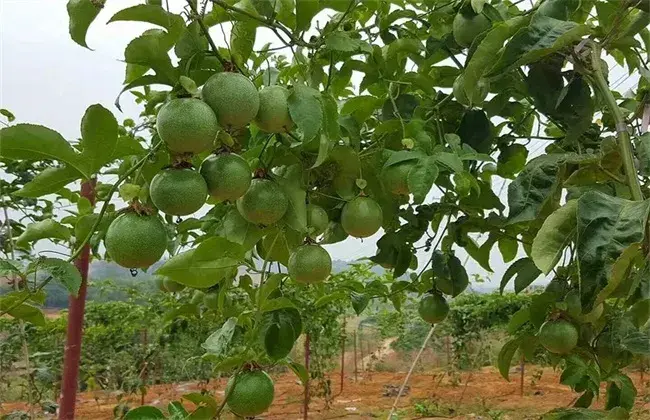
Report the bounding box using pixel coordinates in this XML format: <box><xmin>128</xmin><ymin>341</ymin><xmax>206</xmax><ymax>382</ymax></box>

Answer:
<box><xmin>589</xmin><ymin>42</ymin><xmax>643</xmax><ymax>201</ymax></box>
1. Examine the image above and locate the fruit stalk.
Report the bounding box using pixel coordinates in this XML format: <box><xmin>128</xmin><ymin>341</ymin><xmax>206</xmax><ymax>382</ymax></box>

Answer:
<box><xmin>590</xmin><ymin>42</ymin><xmax>643</xmax><ymax>201</ymax></box>
<box><xmin>58</xmin><ymin>179</ymin><xmax>95</xmax><ymax>420</ymax></box>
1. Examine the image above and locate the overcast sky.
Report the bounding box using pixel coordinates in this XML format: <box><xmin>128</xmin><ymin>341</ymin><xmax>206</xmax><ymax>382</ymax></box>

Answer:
<box><xmin>0</xmin><ymin>1</ymin><xmax>642</xmax><ymax>289</ymax></box>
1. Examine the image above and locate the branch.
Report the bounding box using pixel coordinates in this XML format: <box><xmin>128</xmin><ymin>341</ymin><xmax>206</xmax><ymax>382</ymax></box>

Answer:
<box><xmin>590</xmin><ymin>42</ymin><xmax>644</xmax><ymax>201</ymax></box>
<box><xmin>210</xmin><ymin>0</ymin><xmax>316</xmax><ymax>48</ymax></box>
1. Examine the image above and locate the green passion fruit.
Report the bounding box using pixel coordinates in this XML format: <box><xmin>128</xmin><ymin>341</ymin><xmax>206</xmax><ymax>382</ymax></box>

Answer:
<box><xmin>236</xmin><ymin>178</ymin><xmax>289</xmax><ymax>225</ymax></box>
<box><xmin>452</xmin><ymin>10</ymin><xmax>491</xmax><ymax>48</ymax></box>
<box><xmin>150</xmin><ymin>168</ymin><xmax>207</xmax><ymax>216</ymax></box>
<box><xmin>418</xmin><ymin>293</ymin><xmax>449</xmax><ymax>324</ymax></box>
<box><xmin>156</xmin><ymin>98</ymin><xmax>219</xmax><ymax>154</ymax></box>
<box><xmin>105</xmin><ymin>212</ymin><xmax>167</xmax><ymax>268</ymax></box>
<box><xmin>341</xmin><ymin>197</ymin><xmax>383</xmax><ymax>238</ymax></box>
<box><xmin>202</xmin><ymin>72</ymin><xmax>260</xmax><ymax>129</ymax></box>
<box><xmin>288</xmin><ymin>244</ymin><xmax>332</xmax><ymax>284</ymax></box>
<box><xmin>307</xmin><ymin>204</ymin><xmax>329</xmax><ymax>237</ymax></box>
<box><xmin>200</xmin><ymin>153</ymin><xmax>252</xmax><ymax>202</ymax></box>
<box><xmin>382</xmin><ymin>161</ymin><xmax>415</xmax><ymax>196</ymax></box>
<box><xmin>539</xmin><ymin>320</ymin><xmax>579</xmax><ymax>355</ymax></box>
<box><xmin>255</xmin><ymin>86</ymin><xmax>294</xmax><ymax>133</ymax></box>
<box><xmin>226</xmin><ymin>370</ymin><xmax>275</xmax><ymax>417</ymax></box>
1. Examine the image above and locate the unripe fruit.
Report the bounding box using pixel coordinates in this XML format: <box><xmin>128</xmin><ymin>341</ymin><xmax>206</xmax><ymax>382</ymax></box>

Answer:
<box><xmin>150</xmin><ymin>168</ymin><xmax>207</xmax><ymax>216</ymax></box>
<box><xmin>341</xmin><ymin>197</ymin><xmax>383</xmax><ymax>238</ymax></box>
<box><xmin>202</xmin><ymin>72</ymin><xmax>260</xmax><ymax>129</ymax></box>
<box><xmin>237</xmin><ymin>179</ymin><xmax>289</xmax><ymax>225</ymax></box>
<box><xmin>200</xmin><ymin>153</ymin><xmax>252</xmax><ymax>201</ymax></box>
<box><xmin>163</xmin><ymin>277</ymin><xmax>186</xmax><ymax>293</ymax></box>
<box><xmin>307</xmin><ymin>204</ymin><xmax>329</xmax><ymax>237</ymax></box>
<box><xmin>452</xmin><ymin>11</ymin><xmax>491</xmax><ymax>48</ymax></box>
<box><xmin>156</xmin><ymin>98</ymin><xmax>218</xmax><ymax>154</ymax></box>
<box><xmin>288</xmin><ymin>244</ymin><xmax>332</xmax><ymax>284</ymax></box>
<box><xmin>226</xmin><ymin>370</ymin><xmax>275</xmax><ymax>417</ymax></box>
<box><xmin>154</xmin><ymin>276</ymin><xmax>167</xmax><ymax>292</ymax></box>
<box><xmin>418</xmin><ymin>293</ymin><xmax>449</xmax><ymax>324</ymax></box>
<box><xmin>105</xmin><ymin>212</ymin><xmax>167</xmax><ymax>268</ymax></box>
<box><xmin>539</xmin><ymin>320</ymin><xmax>579</xmax><ymax>355</ymax></box>
<box><xmin>453</xmin><ymin>74</ymin><xmax>490</xmax><ymax>107</ymax></box>
<box><xmin>255</xmin><ymin>86</ymin><xmax>294</xmax><ymax>133</ymax></box>
<box><xmin>382</xmin><ymin>161</ymin><xmax>414</xmax><ymax>195</ymax></box>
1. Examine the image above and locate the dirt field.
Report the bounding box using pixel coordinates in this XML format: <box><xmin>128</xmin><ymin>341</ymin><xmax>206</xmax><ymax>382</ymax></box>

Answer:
<box><xmin>2</xmin><ymin>367</ymin><xmax>649</xmax><ymax>419</ymax></box>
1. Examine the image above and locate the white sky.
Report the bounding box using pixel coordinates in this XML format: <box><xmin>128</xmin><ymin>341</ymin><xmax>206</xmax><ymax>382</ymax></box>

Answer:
<box><xmin>0</xmin><ymin>0</ymin><xmax>642</xmax><ymax>289</ymax></box>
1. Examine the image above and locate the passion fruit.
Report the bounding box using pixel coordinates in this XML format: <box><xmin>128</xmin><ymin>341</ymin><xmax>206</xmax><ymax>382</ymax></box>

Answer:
<box><xmin>226</xmin><ymin>370</ymin><xmax>275</xmax><ymax>417</ymax></box>
<box><xmin>156</xmin><ymin>98</ymin><xmax>218</xmax><ymax>154</ymax></box>
<box><xmin>105</xmin><ymin>212</ymin><xmax>167</xmax><ymax>268</ymax></box>
<box><xmin>307</xmin><ymin>204</ymin><xmax>329</xmax><ymax>237</ymax></box>
<box><xmin>538</xmin><ymin>320</ymin><xmax>578</xmax><ymax>355</ymax></box>
<box><xmin>418</xmin><ymin>293</ymin><xmax>449</xmax><ymax>324</ymax></box>
<box><xmin>200</xmin><ymin>153</ymin><xmax>252</xmax><ymax>202</ymax></box>
<box><xmin>382</xmin><ymin>161</ymin><xmax>415</xmax><ymax>196</ymax></box>
<box><xmin>341</xmin><ymin>197</ymin><xmax>383</xmax><ymax>238</ymax></box>
<box><xmin>236</xmin><ymin>179</ymin><xmax>289</xmax><ymax>225</ymax></box>
<box><xmin>150</xmin><ymin>168</ymin><xmax>207</xmax><ymax>216</ymax></box>
<box><xmin>288</xmin><ymin>244</ymin><xmax>332</xmax><ymax>284</ymax></box>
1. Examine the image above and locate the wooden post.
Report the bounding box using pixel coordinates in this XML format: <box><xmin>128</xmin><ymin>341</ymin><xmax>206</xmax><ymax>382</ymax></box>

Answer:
<box><xmin>359</xmin><ymin>330</ymin><xmax>365</xmax><ymax>373</ymax></box>
<box><xmin>340</xmin><ymin>318</ymin><xmax>346</xmax><ymax>393</ymax></box>
<box><xmin>520</xmin><ymin>355</ymin><xmax>525</xmax><ymax>397</ymax></box>
<box><xmin>353</xmin><ymin>331</ymin><xmax>357</xmax><ymax>382</ymax></box>
<box><xmin>445</xmin><ymin>335</ymin><xmax>451</xmax><ymax>366</ymax></box>
<box><xmin>303</xmin><ymin>334</ymin><xmax>310</xmax><ymax>420</ymax></box>
<box><xmin>59</xmin><ymin>179</ymin><xmax>95</xmax><ymax>420</ymax></box>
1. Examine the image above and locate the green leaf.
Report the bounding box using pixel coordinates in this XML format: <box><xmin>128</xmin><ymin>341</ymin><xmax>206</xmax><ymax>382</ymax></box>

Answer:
<box><xmin>0</xmin><ymin>124</ymin><xmax>87</xmax><ymax>177</ymax></box>
<box><xmin>179</xmin><ymin>76</ymin><xmax>199</xmax><ymax>95</ymax></box>
<box><xmin>462</xmin><ymin>235</ymin><xmax>495</xmax><ymax>272</ymax></box>
<box><xmin>30</xmin><ymin>258</ymin><xmax>83</xmax><ymax>297</ymax></box>
<box><xmin>231</xmin><ymin>21</ymin><xmax>256</xmax><ymax>65</ymax></box>
<box><xmin>507</xmin><ymin>155</ymin><xmax>566</xmax><ymax>225</ymax></box>
<box><xmin>202</xmin><ymin>317</ymin><xmax>237</xmax><ymax>357</ymax></box>
<box><xmin>124</xmin><ymin>406</ymin><xmax>166</xmax><ymax>420</ymax></box>
<box><xmin>325</xmin><ymin>32</ymin><xmax>371</xmax><ymax>53</ymax></box>
<box><xmin>257</xmin><ymin>273</ymin><xmax>286</xmax><ymax>308</ymax></box>
<box><xmin>261</xmin><ymin>297</ymin><xmax>297</xmax><ymax>312</ymax></box>
<box><xmin>576</xmin><ymin>192</ymin><xmax>650</xmax><ymax>306</ymax></box>
<box><xmin>288</xmin><ymin>361</ymin><xmax>309</xmax><ymax>385</ymax></box>
<box><xmin>340</xmin><ymin>96</ymin><xmax>381</xmax><ymax>123</ymax></box>
<box><xmin>119</xmin><ymin>183</ymin><xmax>141</xmax><ymax>202</ymax></box>
<box><xmin>311</xmin><ymin>134</ymin><xmax>332</xmax><ymax>169</ymax></box>
<box><xmin>321</xmin><ymin>93</ymin><xmax>341</xmax><ymax>141</ymax></box>
<box><xmin>109</xmin><ymin>4</ymin><xmax>184</xmax><ymax>37</ymax></box>
<box><xmin>79</xmin><ymin>104</ymin><xmax>118</xmax><ymax>174</ymax></box>
<box><xmin>536</xmin><ymin>0</ymin><xmax>581</xmax><ymax>20</ymax></box>
<box><xmin>463</xmin><ymin>16</ymin><xmax>528</xmax><ymax>100</ymax></box>
<box><xmin>507</xmin><ymin>307</ymin><xmax>530</xmax><ymax>334</ymax></box>
<box><xmin>276</xmin><ymin>165</ymin><xmax>308</xmax><ymax>233</ymax></box>
<box><xmin>635</xmin><ymin>133</ymin><xmax>650</xmax><ymax>176</ymax></box>
<box><xmin>433</xmin><ymin>152</ymin><xmax>464</xmax><ymax>173</ymax></box>
<box><xmin>407</xmin><ymin>157</ymin><xmax>439</xmax><ymax>204</ymax></box>
<box><xmin>498</xmin><ymin>338</ymin><xmax>521</xmax><ymax>381</ymax></box>
<box><xmin>14</xmin><ymin>166</ymin><xmax>82</xmax><ymax>198</ymax></box>
<box><xmin>124</xmin><ymin>30</ymin><xmax>176</xmax><ymax>82</ymax></box>
<box><xmin>168</xmin><ymin>401</ymin><xmax>188</xmax><ymax>419</ymax></box>
<box><xmin>384</xmin><ymin>150</ymin><xmax>425</xmax><ymax>168</ymax></box>
<box><xmin>288</xmin><ymin>85</ymin><xmax>323</xmax><ymax>142</ymax></box>
<box><xmin>0</xmin><ymin>108</ymin><xmax>16</xmax><ymax>122</ymax></box>
<box><xmin>67</xmin><ymin>0</ymin><xmax>103</xmax><ymax>49</ymax></box>
<box><xmin>16</xmin><ymin>220</ymin><xmax>71</xmax><ymax>246</ymax></box>
<box><xmin>296</xmin><ymin>0</ymin><xmax>321</xmax><ymax>32</ymax></box>
<box><xmin>215</xmin><ymin>209</ymin><xmax>268</xmax><ymax>250</ymax></box>
<box><xmin>532</xmin><ymin>200</ymin><xmax>578</xmax><ymax>274</ymax></box>
<box><xmin>471</xmin><ymin>0</ymin><xmax>488</xmax><ymax>14</ymax></box>
<box><xmin>0</xmin><ymin>260</ymin><xmax>21</xmax><ymax>278</ymax></box>
<box><xmin>500</xmin><ymin>258</ymin><xmax>542</xmax><ymax>294</ymax></box>
<box><xmin>261</xmin><ymin>308</ymin><xmax>302</xmax><ymax>360</ymax></box>
<box><xmin>487</xmin><ymin>15</ymin><xmax>590</xmax><ymax>76</ymax></box>
<box><xmin>498</xmin><ymin>236</ymin><xmax>518</xmax><ymax>263</ymax></box>
<box><xmin>351</xmin><ymin>292</ymin><xmax>370</xmax><ymax>315</ymax></box>
<box><xmin>606</xmin><ymin>373</ymin><xmax>636</xmax><ymax>410</ymax></box>
<box><xmin>595</xmin><ymin>243</ymin><xmax>643</xmax><ymax>306</ymax></box>
<box><xmin>115</xmin><ymin>74</ymin><xmax>175</xmax><ymax>111</ymax></box>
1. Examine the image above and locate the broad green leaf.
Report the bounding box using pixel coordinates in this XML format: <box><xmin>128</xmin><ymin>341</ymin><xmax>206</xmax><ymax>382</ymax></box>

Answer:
<box><xmin>532</xmin><ymin>200</ymin><xmax>578</xmax><ymax>274</ymax></box>
<box><xmin>5</xmin><ymin>302</ymin><xmax>46</xmax><ymax>326</ymax></box>
<box><xmin>67</xmin><ymin>0</ymin><xmax>103</xmax><ymax>49</ymax></box>
<box><xmin>445</xmin><ymin>255</ymin><xmax>469</xmax><ymax>297</ymax></box>
<box><xmin>0</xmin><ymin>124</ymin><xmax>87</xmax><ymax>177</ymax></box>
<box><xmin>231</xmin><ymin>21</ymin><xmax>256</xmax><ymax>65</ymax></box>
<box><xmin>175</xmin><ymin>21</ymin><xmax>208</xmax><ymax>59</ymax></box>
<box><xmin>108</xmin><ymin>4</ymin><xmax>184</xmax><ymax>38</ymax></box>
<box><xmin>179</xmin><ymin>76</ymin><xmax>199</xmax><ymax>95</ymax></box>
<box><xmin>296</xmin><ymin>0</ymin><xmax>321</xmax><ymax>32</ymax></box>
<box><xmin>168</xmin><ymin>401</ymin><xmax>188</xmax><ymax>419</ymax></box>
<box><xmin>124</xmin><ymin>406</ymin><xmax>165</xmax><ymax>420</ymax></box>
<box><xmin>311</xmin><ymin>134</ymin><xmax>332</xmax><ymax>169</ymax></box>
<box><xmin>487</xmin><ymin>15</ymin><xmax>590</xmax><ymax>76</ymax></box>
<box><xmin>261</xmin><ymin>308</ymin><xmax>302</xmax><ymax>360</ymax></box>
<box><xmin>498</xmin><ymin>338</ymin><xmax>521</xmax><ymax>381</ymax></box>
<box><xmin>321</xmin><ymin>93</ymin><xmax>341</xmax><ymax>141</ymax></box>
<box><xmin>463</xmin><ymin>16</ymin><xmax>528</xmax><ymax>100</ymax></box>
<box><xmin>215</xmin><ymin>209</ymin><xmax>268</xmax><ymax>250</ymax></box>
<box><xmin>384</xmin><ymin>150</ymin><xmax>425</xmax><ymax>168</ymax></box>
<box><xmin>124</xmin><ymin>30</ymin><xmax>177</xmax><ymax>83</ymax></box>
<box><xmin>288</xmin><ymin>360</ymin><xmax>309</xmax><ymax>385</ymax></box>
<box><xmin>14</xmin><ymin>166</ymin><xmax>82</xmax><ymax>198</ymax></box>
<box><xmin>463</xmin><ymin>235</ymin><xmax>495</xmax><ymax>272</ymax></box>
<box><xmin>507</xmin><ymin>307</ymin><xmax>530</xmax><ymax>334</ymax></box>
<box><xmin>288</xmin><ymin>85</ymin><xmax>323</xmax><ymax>142</ymax></box>
<box><xmin>351</xmin><ymin>292</ymin><xmax>370</xmax><ymax>315</ymax></box>
<box><xmin>340</xmin><ymin>95</ymin><xmax>380</xmax><ymax>123</ymax></box>
<box><xmin>115</xmin><ymin>74</ymin><xmax>174</xmax><ymax>111</ymax></box>
<box><xmin>594</xmin><ymin>243</ymin><xmax>643</xmax><ymax>306</ymax></box>
<box><xmin>325</xmin><ymin>32</ymin><xmax>371</xmax><ymax>53</ymax></box>
<box><xmin>605</xmin><ymin>373</ymin><xmax>636</xmax><ymax>410</ymax></box>
<box><xmin>79</xmin><ymin>104</ymin><xmax>118</xmax><ymax>174</ymax></box>
<box><xmin>29</xmin><ymin>258</ymin><xmax>83</xmax><ymax>297</ymax></box>
<box><xmin>457</xmin><ymin>110</ymin><xmax>493</xmax><ymax>154</ymax></box>
<box><xmin>261</xmin><ymin>297</ymin><xmax>297</xmax><ymax>312</ymax></box>
<box><xmin>497</xmin><ymin>144</ymin><xmax>529</xmax><ymax>179</ymax></box>
<box><xmin>257</xmin><ymin>273</ymin><xmax>286</xmax><ymax>308</ymax></box>
<box><xmin>507</xmin><ymin>155</ymin><xmax>566</xmax><ymax>224</ymax></box>
<box><xmin>500</xmin><ymin>257</ymin><xmax>542</xmax><ymax>294</ymax></box>
<box><xmin>407</xmin><ymin>157</ymin><xmax>439</xmax><ymax>204</ymax></box>
<box><xmin>498</xmin><ymin>237</ymin><xmax>518</xmax><ymax>263</ymax></box>
<box><xmin>471</xmin><ymin>0</ymin><xmax>487</xmax><ymax>14</ymax></box>
<box><xmin>276</xmin><ymin>165</ymin><xmax>308</xmax><ymax>233</ymax></box>
<box><xmin>576</xmin><ymin>192</ymin><xmax>650</xmax><ymax>306</ymax></box>
<box><xmin>202</xmin><ymin>317</ymin><xmax>237</xmax><ymax>356</ymax></box>
<box><xmin>635</xmin><ymin>133</ymin><xmax>650</xmax><ymax>176</ymax></box>
<box><xmin>16</xmin><ymin>220</ymin><xmax>71</xmax><ymax>246</ymax></box>
<box><xmin>433</xmin><ymin>152</ymin><xmax>464</xmax><ymax>173</ymax></box>
<box><xmin>156</xmin><ymin>249</ymin><xmax>240</xmax><ymax>289</ymax></box>
<box><xmin>182</xmin><ymin>392</ymin><xmax>218</xmax><ymax>410</ymax></box>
